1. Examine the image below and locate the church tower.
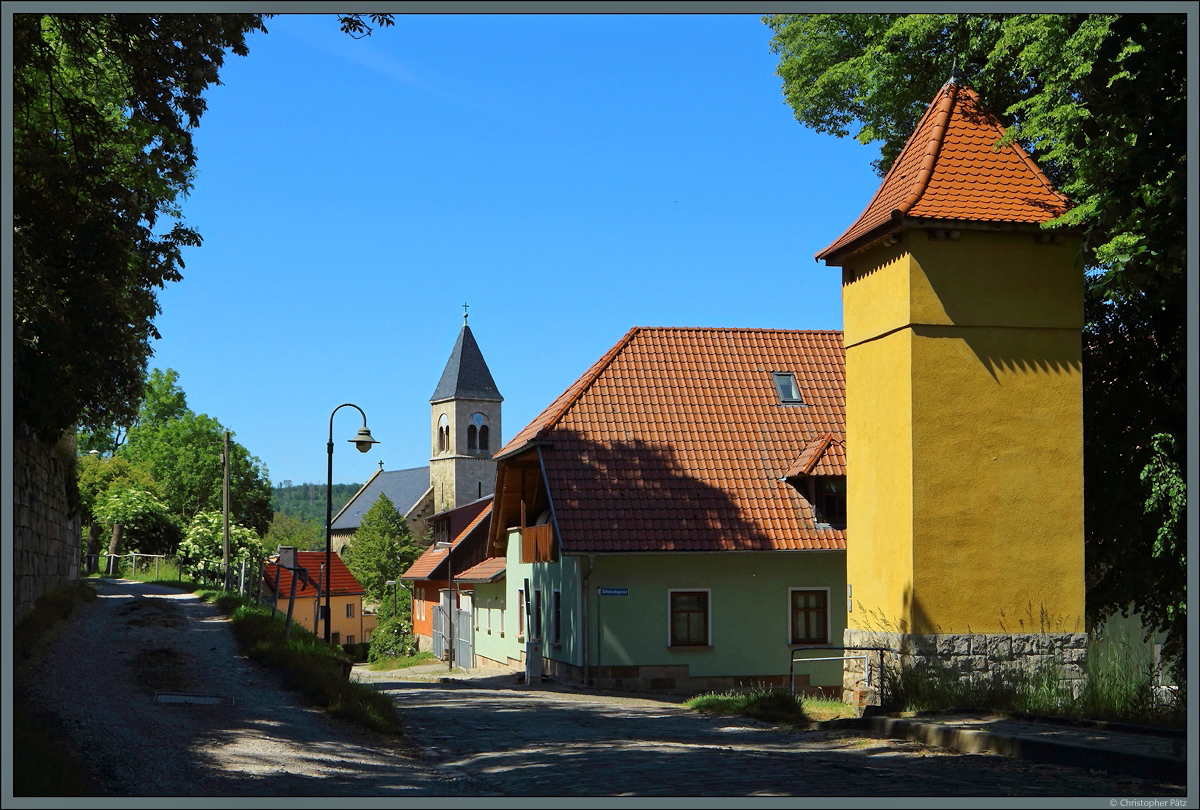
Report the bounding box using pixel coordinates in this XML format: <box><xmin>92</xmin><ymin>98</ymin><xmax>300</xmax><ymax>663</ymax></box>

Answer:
<box><xmin>429</xmin><ymin>312</ymin><xmax>503</xmax><ymax>512</ymax></box>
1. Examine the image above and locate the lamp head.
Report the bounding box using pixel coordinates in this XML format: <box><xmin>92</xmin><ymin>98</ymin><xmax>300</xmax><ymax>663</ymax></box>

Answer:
<box><xmin>349</xmin><ymin>426</ymin><xmax>380</xmax><ymax>453</ymax></box>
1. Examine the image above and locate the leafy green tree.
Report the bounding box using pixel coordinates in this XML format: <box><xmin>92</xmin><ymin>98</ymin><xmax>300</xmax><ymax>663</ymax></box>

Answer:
<box><xmin>76</xmin><ymin>454</ymin><xmax>161</xmax><ymax>570</ymax></box>
<box><xmin>117</xmin><ymin>369</ymin><xmax>274</xmax><ymax>534</ymax></box>
<box><xmin>765</xmin><ymin>13</ymin><xmax>1186</xmax><ymax>671</ymax></box>
<box><xmin>178</xmin><ymin>511</ymin><xmax>268</xmax><ymax>576</ymax></box>
<box><xmin>264</xmin><ymin>513</ymin><xmax>326</xmax><ymax>553</ymax></box>
<box><xmin>93</xmin><ymin>487</ymin><xmax>183</xmax><ymax>558</ymax></box>
<box><xmin>343</xmin><ymin>494</ymin><xmax>423</xmax><ymax>609</ymax></box>
<box><xmin>15</xmin><ymin>14</ymin><xmax>394</xmax><ymax>444</ymax></box>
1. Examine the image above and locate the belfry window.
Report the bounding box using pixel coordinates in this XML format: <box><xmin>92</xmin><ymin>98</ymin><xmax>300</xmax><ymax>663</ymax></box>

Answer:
<box><xmin>437</xmin><ymin>413</ymin><xmax>449</xmax><ymax>454</ymax></box>
<box><xmin>469</xmin><ymin>413</ymin><xmax>489</xmax><ymax>454</ymax></box>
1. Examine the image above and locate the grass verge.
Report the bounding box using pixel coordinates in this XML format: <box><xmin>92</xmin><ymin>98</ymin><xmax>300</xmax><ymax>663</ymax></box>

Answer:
<box><xmin>686</xmin><ymin>686</ymin><xmax>815</xmax><ymax>726</ymax></box>
<box><xmin>369</xmin><ymin>651</ymin><xmax>437</xmax><ymax>671</ymax></box>
<box><xmin>203</xmin><ymin>592</ymin><xmax>404</xmax><ymax>735</ymax></box>
<box><xmin>880</xmin><ymin>658</ymin><xmax>1184</xmax><ymax>728</ymax></box>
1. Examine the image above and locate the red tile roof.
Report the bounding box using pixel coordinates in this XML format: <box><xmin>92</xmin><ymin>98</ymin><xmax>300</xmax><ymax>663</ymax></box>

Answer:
<box><xmin>496</xmin><ymin>327</ymin><xmax>846</xmax><ymax>553</ymax></box>
<box><xmin>817</xmin><ymin>81</ymin><xmax>1070</xmax><ymax>262</ymax></box>
<box><xmin>455</xmin><ymin>556</ymin><xmax>506</xmax><ymax>583</ymax></box>
<box><xmin>401</xmin><ymin>501</ymin><xmax>493</xmax><ymax>581</ymax></box>
<box><xmin>262</xmin><ymin>551</ymin><xmax>364</xmax><ymax>598</ymax></box>
<box><xmin>784</xmin><ymin>432</ymin><xmax>846</xmax><ymax>478</ymax></box>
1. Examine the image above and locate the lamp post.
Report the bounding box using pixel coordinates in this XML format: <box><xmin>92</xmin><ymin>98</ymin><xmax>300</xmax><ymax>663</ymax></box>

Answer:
<box><xmin>326</xmin><ymin>404</ymin><xmax>380</xmax><ymax>645</ymax></box>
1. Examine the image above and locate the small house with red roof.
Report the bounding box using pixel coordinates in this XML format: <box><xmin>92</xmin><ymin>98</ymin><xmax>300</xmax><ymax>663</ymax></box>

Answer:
<box><xmin>400</xmin><ymin>495</ymin><xmax>493</xmax><ymax>659</ymax></box>
<box><xmin>260</xmin><ymin>550</ymin><xmax>377</xmax><ymax>646</ymax></box>
<box><xmin>469</xmin><ymin>326</ymin><xmax>849</xmax><ymax>693</ymax></box>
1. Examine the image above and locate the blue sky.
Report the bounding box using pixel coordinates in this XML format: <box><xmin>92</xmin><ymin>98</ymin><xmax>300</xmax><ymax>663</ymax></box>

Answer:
<box><xmin>148</xmin><ymin>13</ymin><xmax>885</xmax><ymax>488</ymax></box>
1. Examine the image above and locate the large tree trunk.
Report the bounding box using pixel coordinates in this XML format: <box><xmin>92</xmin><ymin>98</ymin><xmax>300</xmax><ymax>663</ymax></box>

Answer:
<box><xmin>84</xmin><ymin>523</ymin><xmax>101</xmax><ymax>573</ymax></box>
<box><xmin>106</xmin><ymin>523</ymin><xmax>123</xmax><ymax>576</ymax></box>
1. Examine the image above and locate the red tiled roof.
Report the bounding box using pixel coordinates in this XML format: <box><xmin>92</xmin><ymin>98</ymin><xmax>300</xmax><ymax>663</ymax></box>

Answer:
<box><xmin>784</xmin><ymin>432</ymin><xmax>846</xmax><ymax>478</ymax></box>
<box><xmin>499</xmin><ymin>327</ymin><xmax>847</xmax><ymax>553</ymax></box>
<box><xmin>400</xmin><ymin>501</ymin><xmax>493</xmax><ymax>581</ymax></box>
<box><xmin>817</xmin><ymin>81</ymin><xmax>1070</xmax><ymax>262</ymax></box>
<box><xmin>455</xmin><ymin>556</ymin><xmax>506</xmax><ymax>583</ymax></box>
<box><xmin>262</xmin><ymin>551</ymin><xmax>364</xmax><ymax>598</ymax></box>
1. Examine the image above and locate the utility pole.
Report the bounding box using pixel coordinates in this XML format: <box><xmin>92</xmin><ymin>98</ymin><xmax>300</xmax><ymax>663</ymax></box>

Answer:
<box><xmin>222</xmin><ymin>430</ymin><xmax>231</xmax><ymax>589</ymax></box>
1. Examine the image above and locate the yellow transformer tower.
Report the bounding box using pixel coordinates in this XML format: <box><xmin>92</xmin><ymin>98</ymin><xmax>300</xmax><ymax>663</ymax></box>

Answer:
<box><xmin>816</xmin><ymin>79</ymin><xmax>1087</xmax><ymax>700</ymax></box>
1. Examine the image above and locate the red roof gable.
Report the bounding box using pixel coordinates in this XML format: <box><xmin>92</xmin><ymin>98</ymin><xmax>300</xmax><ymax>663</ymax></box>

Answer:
<box><xmin>262</xmin><ymin>551</ymin><xmax>364</xmax><ymax>598</ymax></box>
<box><xmin>498</xmin><ymin>327</ymin><xmax>847</xmax><ymax>553</ymax></box>
<box><xmin>401</xmin><ymin>500</ymin><xmax>492</xmax><ymax>581</ymax></box>
<box><xmin>455</xmin><ymin>556</ymin><xmax>506</xmax><ymax>583</ymax></box>
<box><xmin>784</xmin><ymin>432</ymin><xmax>846</xmax><ymax>478</ymax></box>
<box><xmin>817</xmin><ymin>81</ymin><xmax>1070</xmax><ymax>262</ymax></box>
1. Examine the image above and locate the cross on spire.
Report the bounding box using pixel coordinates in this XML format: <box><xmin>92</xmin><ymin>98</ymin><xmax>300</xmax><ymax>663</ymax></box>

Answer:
<box><xmin>463</xmin><ymin>302</ymin><xmax>469</xmax><ymax>323</ymax></box>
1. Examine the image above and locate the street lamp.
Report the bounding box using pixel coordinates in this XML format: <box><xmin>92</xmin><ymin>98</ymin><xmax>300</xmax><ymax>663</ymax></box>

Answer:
<box><xmin>326</xmin><ymin>403</ymin><xmax>379</xmax><ymax>645</ymax></box>
<box><xmin>385</xmin><ymin>580</ymin><xmax>398</xmax><ymax>618</ymax></box>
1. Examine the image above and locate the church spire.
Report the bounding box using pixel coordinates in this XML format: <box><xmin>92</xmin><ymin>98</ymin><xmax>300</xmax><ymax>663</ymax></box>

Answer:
<box><xmin>430</xmin><ymin>318</ymin><xmax>503</xmax><ymax>404</ymax></box>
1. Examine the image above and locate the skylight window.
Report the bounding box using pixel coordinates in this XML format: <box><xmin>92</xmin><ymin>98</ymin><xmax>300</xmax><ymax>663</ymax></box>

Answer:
<box><xmin>771</xmin><ymin>372</ymin><xmax>804</xmax><ymax>405</ymax></box>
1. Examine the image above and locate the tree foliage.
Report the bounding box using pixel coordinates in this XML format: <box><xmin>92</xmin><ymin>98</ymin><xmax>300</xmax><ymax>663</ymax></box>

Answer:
<box><xmin>116</xmin><ymin>368</ymin><xmax>274</xmax><ymax>535</ymax></box>
<box><xmin>14</xmin><ymin>12</ymin><xmax>393</xmax><ymax>444</ymax></box>
<box><xmin>178</xmin><ymin>510</ymin><xmax>268</xmax><ymax>573</ymax></box>
<box><xmin>13</xmin><ymin>14</ymin><xmax>268</xmax><ymax>441</ymax></box>
<box><xmin>343</xmin><ymin>494</ymin><xmax>423</xmax><ymax>608</ymax></box>
<box><xmin>765</xmin><ymin>13</ymin><xmax>1186</xmax><ymax>668</ymax></box>
<box><xmin>92</xmin><ymin>487</ymin><xmax>182</xmax><ymax>556</ymax></box>
<box><xmin>264</xmin><ymin>513</ymin><xmax>326</xmax><ymax>553</ymax></box>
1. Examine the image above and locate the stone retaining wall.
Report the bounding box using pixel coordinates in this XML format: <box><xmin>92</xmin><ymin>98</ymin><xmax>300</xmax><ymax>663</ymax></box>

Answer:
<box><xmin>843</xmin><ymin>628</ymin><xmax>1089</xmax><ymax>707</ymax></box>
<box><xmin>13</xmin><ymin>425</ymin><xmax>81</xmax><ymax>623</ymax></box>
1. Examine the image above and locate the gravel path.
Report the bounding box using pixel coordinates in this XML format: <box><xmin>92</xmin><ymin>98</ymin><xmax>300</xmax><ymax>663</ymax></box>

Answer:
<box><xmin>17</xmin><ymin>578</ymin><xmax>477</xmax><ymax>796</ymax></box>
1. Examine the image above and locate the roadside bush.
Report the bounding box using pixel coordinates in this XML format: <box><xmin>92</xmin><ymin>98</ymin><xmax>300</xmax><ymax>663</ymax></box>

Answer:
<box><xmin>368</xmin><ymin>615</ymin><xmax>417</xmax><ymax>663</ymax></box>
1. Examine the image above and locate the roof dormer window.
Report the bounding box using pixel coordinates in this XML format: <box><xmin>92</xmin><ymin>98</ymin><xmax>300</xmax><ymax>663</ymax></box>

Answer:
<box><xmin>771</xmin><ymin>372</ymin><xmax>804</xmax><ymax>405</ymax></box>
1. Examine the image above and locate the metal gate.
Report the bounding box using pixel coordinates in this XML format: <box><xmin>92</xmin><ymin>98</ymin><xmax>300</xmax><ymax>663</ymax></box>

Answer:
<box><xmin>431</xmin><ymin>599</ymin><xmax>472</xmax><ymax>667</ymax></box>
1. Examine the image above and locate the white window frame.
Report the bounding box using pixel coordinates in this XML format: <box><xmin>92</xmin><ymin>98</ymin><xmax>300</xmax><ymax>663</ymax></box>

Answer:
<box><xmin>788</xmin><ymin>587</ymin><xmax>831</xmax><ymax>646</ymax></box>
<box><xmin>667</xmin><ymin>588</ymin><xmax>712</xmax><ymax>648</ymax></box>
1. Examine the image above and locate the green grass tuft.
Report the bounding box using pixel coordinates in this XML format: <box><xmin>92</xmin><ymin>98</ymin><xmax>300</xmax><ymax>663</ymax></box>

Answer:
<box><xmin>687</xmin><ymin>686</ymin><xmax>810</xmax><ymax>725</ymax></box>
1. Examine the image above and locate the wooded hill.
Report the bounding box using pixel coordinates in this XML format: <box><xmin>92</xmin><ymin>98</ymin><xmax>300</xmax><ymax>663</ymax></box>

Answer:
<box><xmin>271</xmin><ymin>483</ymin><xmax>361</xmax><ymax>523</ymax></box>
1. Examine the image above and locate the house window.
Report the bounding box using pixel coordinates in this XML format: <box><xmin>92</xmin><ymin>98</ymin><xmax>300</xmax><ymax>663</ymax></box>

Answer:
<box><xmin>552</xmin><ymin>590</ymin><xmax>562</xmax><ymax>645</ymax></box>
<box><xmin>346</xmin><ymin>635</ymin><xmax>355</xmax><ymax>645</ymax></box>
<box><xmin>534</xmin><ymin>589</ymin><xmax>543</xmax><ymax>641</ymax></box>
<box><xmin>346</xmin><ymin>603</ymin><xmax>354</xmax><ymax>618</ymax></box>
<box><xmin>771</xmin><ymin>372</ymin><xmax>804</xmax><ymax>404</ymax></box>
<box><xmin>790</xmin><ymin>589</ymin><xmax>829</xmax><ymax>645</ymax></box>
<box><xmin>518</xmin><ymin>589</ymin><xmax>525</xmax><ymax>638</ymax></box>
<box><xmin>669</xmin><ymin>590</ymin><xmax>710</xmax><ymax>647</ymax></box>
<box><xmin>332</xmin><ymin>632</ymin><xmax>341</xmax><ymax>645</ymax></box>
<box><xmin>816</xmin><ymin>477</ymin><xmax>847</xmax><ymax>527</ymax></box>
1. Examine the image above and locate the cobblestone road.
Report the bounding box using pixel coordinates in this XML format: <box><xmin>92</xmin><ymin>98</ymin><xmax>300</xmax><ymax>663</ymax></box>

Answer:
<box><xmin>365</xmin><ymin>673</ymin><xmax>1186</xmax><ymax>798</ymax></box>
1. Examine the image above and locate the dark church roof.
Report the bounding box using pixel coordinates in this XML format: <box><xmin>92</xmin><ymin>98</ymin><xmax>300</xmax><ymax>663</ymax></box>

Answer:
<box><xmin>330</xmin><ymin>467</ymin><xmax>431</xmax><ymax>531</ymax></box>
<box><xmin>430</xmin><ymin>324</ymin><xmax>503</xmax><ymax>403</ymax></box>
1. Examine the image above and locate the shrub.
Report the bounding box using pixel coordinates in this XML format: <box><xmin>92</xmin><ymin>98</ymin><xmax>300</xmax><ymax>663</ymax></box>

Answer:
<box><xmin>687</xmin><ymin>686</ymin><xmax>809</xmax><ymax>725</ymax></box>
<box><xmin>368</xmin><ymin>615</ymin><xmax>418</xmax><ymax>663</ymax></box>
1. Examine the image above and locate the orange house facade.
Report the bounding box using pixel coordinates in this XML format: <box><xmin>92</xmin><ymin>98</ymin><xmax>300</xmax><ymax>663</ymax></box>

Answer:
<box><xmin>261</xmin><ymin>550</ymin><xmax>378</xmax><ymax>645</ymax></box>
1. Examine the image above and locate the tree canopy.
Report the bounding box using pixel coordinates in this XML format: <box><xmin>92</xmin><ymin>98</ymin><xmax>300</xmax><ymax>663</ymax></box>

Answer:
<box><xmin>116</xmin><ymin>368</ymin><xmax>274</xmax><ymax>535</ymax></box>
<box><xmin>14</xmin><ymin>13</ymin><xmax>393</xmax><ymax>443</ymax></box>
<box><xmin>765</xmin><ymin>12</ymin><xmax>1187</xmax><ymax>670</ymax></box>
<box><xmin>343</xmin><ymin>494</ymin><xmax>423</xmax><ymax>610</ymax></box>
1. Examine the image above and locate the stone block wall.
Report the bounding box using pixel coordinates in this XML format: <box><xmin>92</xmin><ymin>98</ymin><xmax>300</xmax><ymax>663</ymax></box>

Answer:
<box><xmin>13</xmin><ymin>425</ymin><xmax>81</xmax><ymax>623</ymax></box>
<box><xmin>843</xmin><ymin>628</ymin><xmax>1089</xmax><ymax>707</ymax></box>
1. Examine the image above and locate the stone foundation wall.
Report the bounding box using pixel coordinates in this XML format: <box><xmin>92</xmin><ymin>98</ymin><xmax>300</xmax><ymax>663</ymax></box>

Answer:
<box><xmin>842</xmin><ymin>629</ymin><xmax>1089</xmax><ymax>707</ymax></box>
<box><xmin>13</xmin><ymin>425</ymin><xmax>81</xmax><ymax>624</ymax></box>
